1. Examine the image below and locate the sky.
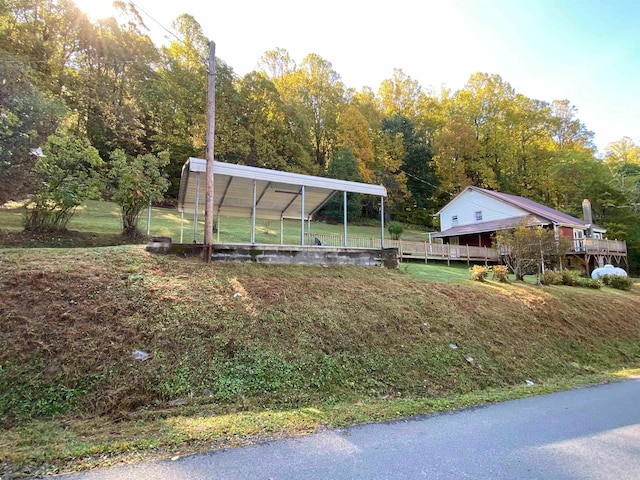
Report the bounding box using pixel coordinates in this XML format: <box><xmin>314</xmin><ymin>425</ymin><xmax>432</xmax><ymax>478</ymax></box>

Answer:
<box><xmin>73</xmin><ymin>0</ymin><xmax>640</xmax><ymax>155</ymax></box>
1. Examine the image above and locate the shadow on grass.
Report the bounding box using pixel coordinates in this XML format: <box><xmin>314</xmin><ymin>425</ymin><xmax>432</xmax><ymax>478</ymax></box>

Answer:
<box><xmin>0</xmin><ymin>229</ymin><xmax>140</xmax><ymax>248</ymax></box>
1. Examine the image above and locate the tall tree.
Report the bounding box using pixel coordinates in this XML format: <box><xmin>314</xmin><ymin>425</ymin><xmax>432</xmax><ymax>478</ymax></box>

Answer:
<box><xmin>378</xmin><ymin>68</ymin><xmax>422</xmax><ymax>119</ymax></box>
<box><xmin>320</xmin><ymin>149</ymin><xmax>363</xmax><ymax>222</ymax></box>
<box><xmin>549</xmin><ymin>100</ymin><xmax>594</xmax><ymax>152</ymax></box>
<box><xmin>335</xmin><ymin>104</ymin><xmax>375</xmax><ymax>182</ymax></box>
<box><xmin>433</xmin><ymin>115</ymin><xmax>481</xmax><ymax>195</ymax></box>
<box><xmin>146</xmin><ymin>14</ymin><xmax>207</xmax><ymax>195</ymax></box>
<box><xmin>295</xmin><ymin>53</ymin><xmax>345</xmax><ymax>171</ymax></box>
<box><xmin>453</xmin><ymin>73</ymin><xmax>515</xmax><ymax>190</ymax></box>
<box><xmin>0</xmin><ymin>51</ymin><xmax>65</xmax><ymax>202</ymax></box>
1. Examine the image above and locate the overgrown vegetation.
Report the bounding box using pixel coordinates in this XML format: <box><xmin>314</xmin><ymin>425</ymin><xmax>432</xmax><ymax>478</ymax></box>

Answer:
<box><xmin>601</xmin><ymin>274</ymin><xmax>634</xmax><ymax>291</ymax></box>
<box><xmin>1</xmin><ymin>247</ymin><xmax>639</xmax><ymax>477</ymax></box>
<box><xmin>387</xmin><ymin>221</ymin><xmax>404</xmax><ymax>240</ymax></box>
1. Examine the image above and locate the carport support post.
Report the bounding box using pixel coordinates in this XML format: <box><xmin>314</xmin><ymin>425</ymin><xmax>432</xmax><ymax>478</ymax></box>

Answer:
<box><xmin>216</xmin><ymin>214</ymin><xmax>220</xmax><ymax>243</ymax></box>
<box><xmin>251</xmin><ymin>179</ymin><xmax>257</xmax><ymax>244</ymax></box>
<box><xmin>193</xmin><ymin>172</ymin><xmax>200</xmax><ymax>243</ymax></box>
<box><xmin>280</xmin><ymin>216</ymin><xmax>284</xmax><ymax>245</ymax></box>
<box><xmin>300</xmin><ymin>186</ymin><xmax>305</xmax><ymax>245</ymax></box>
<box><xmin>180</xmin><ymin>210</ymin><xmax>184</xmax><ymax>243</ymax></box>
<box><xmin>146</xmin><ymin>200</ymin><xmax>151</xmax><ymax>236</ymax></box>
<box><xmin>343</xmin><ymin>191</ymin><xmax>348</xmax><ymax>247</ymax></box>
<box><xmin>380</xmin><ymin>196</ymin><xmax>385</xmax><ymax>249</ymax></box>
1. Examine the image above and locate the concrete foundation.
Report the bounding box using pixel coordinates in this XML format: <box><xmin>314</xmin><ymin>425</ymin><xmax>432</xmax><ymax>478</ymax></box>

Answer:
<box><xmin>146</xmin><ymin>240</ymin><xmax>398</xmax><ymax>268</ymax></box>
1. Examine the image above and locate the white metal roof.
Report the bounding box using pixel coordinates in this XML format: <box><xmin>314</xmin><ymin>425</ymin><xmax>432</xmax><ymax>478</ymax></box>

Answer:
<box><xmin>177</xmin><ymin>158</ymin><xmax>387</xmax><ymax>220</ymax></box>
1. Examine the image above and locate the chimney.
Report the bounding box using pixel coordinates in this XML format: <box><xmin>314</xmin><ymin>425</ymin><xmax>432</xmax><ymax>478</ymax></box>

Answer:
<box><xmin>582</xmin><ymin>199</ymin><xmax>593</xmax><ymax>237</ymax></box>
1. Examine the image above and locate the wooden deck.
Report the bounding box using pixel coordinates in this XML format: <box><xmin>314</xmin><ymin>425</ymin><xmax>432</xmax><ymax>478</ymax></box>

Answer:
<box><xmin>305</xmin><ymin>234</ymin><xmax>500</xmax><ymax>264</ymax></box>
<box><xmin>306</xmin><ymin>234</ymin><xmax>627</xmax><ymax>267</ymax></box>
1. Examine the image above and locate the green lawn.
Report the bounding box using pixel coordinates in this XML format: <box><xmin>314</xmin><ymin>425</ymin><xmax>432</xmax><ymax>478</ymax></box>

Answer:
<box><xmin>0</xmin><ymin>199</ymin><xmax>433</xmax><ymax>244</ymax></box>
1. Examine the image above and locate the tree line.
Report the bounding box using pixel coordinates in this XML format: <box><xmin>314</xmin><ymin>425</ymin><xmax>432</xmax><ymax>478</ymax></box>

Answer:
<box><xmin>1</xmin><ymin>0</ymin><xmax>639</xmax><ymax>266</ymax></box>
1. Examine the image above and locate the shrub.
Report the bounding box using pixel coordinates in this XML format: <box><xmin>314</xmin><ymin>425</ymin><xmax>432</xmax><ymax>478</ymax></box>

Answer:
<box><xmin>492</xmin><ymin>265</ymin><xmax>510</xmax><ymax>282</ymax></box>
<box><xmin>602</xmin><ymin>275</ymin><xmax>634</xmax><ymax>291</ymax></box>
<box><xmin>540</xmin><ymin>270</ymin><xmax>563</xmax><ymax>285</ymax></box>
<box><xmin>561</xmin><ymin>270</ymin><xmax>582</xmax><ymax>286</ymax></box>
<box><xmin>387</xmin><ymin>221</ymin><xmax>404</xmax><ymax>240</ymax></box>
<box><xmin>576</xmin><ymin>278</ymin><xmax>602</xmax><ymax>289</ymax></box>
<box><xmin>470</xmin><ymin>265</ymin><xmax>490</xmax><ymax>282</ymax></box>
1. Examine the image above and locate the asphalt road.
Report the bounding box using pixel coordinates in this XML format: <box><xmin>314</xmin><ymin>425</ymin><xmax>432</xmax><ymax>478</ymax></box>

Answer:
<box><xmin>53</xmin><ymin>378</ymin><xmax>640</xmax><ymax>480</ymax></box>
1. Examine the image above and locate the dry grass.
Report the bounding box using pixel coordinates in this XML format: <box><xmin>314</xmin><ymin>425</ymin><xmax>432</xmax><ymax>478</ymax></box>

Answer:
<box><xmin>1</xmin><ymin>246</ymin><xmax>640</xmax><ymax>477</ymax></box>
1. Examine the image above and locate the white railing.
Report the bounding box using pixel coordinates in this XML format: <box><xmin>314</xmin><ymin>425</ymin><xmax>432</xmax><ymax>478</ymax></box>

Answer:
<box><xmin>304</xmin><ymin>233</ymin><xmax>500</xmax><ymax>262</ymax></box>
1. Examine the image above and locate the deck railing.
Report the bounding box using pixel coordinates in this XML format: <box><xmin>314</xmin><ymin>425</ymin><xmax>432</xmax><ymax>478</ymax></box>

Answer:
<box><xmin>304</xmin><ymin>233</ymin><xmax>500</xmax><ymax>263</ymax></box>
<box><xmin>580</xmin><ymin>238</ymin><xmax>627</xmax><ymax>254</ymax></box>
<box><xmin>305</xmin><ymin>233</ymin><xmax>627</xmax><ymax>263</ymax></box>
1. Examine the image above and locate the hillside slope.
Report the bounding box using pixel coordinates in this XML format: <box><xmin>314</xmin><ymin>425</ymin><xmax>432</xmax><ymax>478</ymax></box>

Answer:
<box><xmin>1</xmin><ymin>246</ymin><xmax>640</xmax><ymax>475</ymax></box>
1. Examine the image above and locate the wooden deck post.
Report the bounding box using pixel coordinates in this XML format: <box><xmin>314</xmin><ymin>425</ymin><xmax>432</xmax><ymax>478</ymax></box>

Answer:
<box><xmin>424</xmin><ymin>241</ymin><xmax>428</xmax><ymax>264</ymax></box>
<box><xmin>466</xmin><ymin>245</ymin><xmax>470</xmax><ymax>265</ymax></box>
<box><xmin>447</xmin><ymin>244</ymin><xmax>450</xmax><ymax>266</ymax></box>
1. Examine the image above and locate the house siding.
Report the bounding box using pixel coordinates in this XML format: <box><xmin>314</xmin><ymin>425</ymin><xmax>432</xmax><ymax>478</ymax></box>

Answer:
<box><xmin>445</xmin><ymin>232</ymin><xmax>493</xmax><ymax>247</ymax></box>
<box><xmin>439</xmin><ymin>189</ymin><xmax>528</xmax><ymax>231</ymax></box>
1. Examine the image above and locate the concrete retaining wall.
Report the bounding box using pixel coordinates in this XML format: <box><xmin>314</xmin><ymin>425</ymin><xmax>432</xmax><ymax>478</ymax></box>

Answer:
<box><xmin>146</xmin><ymin>240</ymin><xmax>398</xmax><ymax>268</ymax></box>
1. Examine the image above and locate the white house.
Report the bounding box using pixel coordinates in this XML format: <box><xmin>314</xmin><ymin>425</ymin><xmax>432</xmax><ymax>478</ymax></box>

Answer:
<box><xmin>433</xmin><ymin>186</ymin><xmax>604</xmax><ymax>247</ymax></box>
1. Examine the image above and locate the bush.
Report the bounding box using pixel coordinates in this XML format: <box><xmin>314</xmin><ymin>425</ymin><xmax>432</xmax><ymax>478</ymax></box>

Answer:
<box><xmin>602</xmin><ymin>275</ymin><xmax>634</xmax><ymax>291</ymax></box>
<box><xmin>492</xmin><ymin>265</ymin><xmax>510</xmax><ymax>282</ymax></box>
<box><xmin>540</xmin><ymin>270</ymin><xmax>563</xmax><ymax>285</ymax></box>
<box><xmin>576</xmin><ymin>278</ymin><xmax>602</xmax><ymax>289</ymax></box>
<box><xmin>561</xmin><ymin>270</ymin><xmax>582</xmax><ymax>286</ymax></box>
<box><xmin>387</xmin><ymin>221</ymin><xmax>404</xmax><ymax>240</ymax></box>
<box><xmin>470</xmin><ymin>265</ymin><xmax>490</xmax><ymax>282</ymax></box>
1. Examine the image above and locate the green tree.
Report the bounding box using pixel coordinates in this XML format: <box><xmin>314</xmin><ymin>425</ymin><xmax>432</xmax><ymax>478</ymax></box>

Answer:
<box><xmin>24</xmin><ymin>134</ymin><xmax>103</xmax><ymax>231</ymax></box>
<box><xmin>0</xmin><ymin>51</ymin><xmax>65</xmax><ymax>203</ymax></box>
<box><xmin>296</xmin><ymin>53</ymin><xmax>345</xmax><ymax>170</ymax></box>
<box><xmin>68</xmin><ymin>5</ymin><xmax>159</xmax><ymax>159</ymax></box>
<box><xmin>336</xmin><ymin>103</ymin><xmax>375</xmax><ymax>182</ymax></box>
<box><xmin>494</xmin><ymin>225</ymin><xmax>565</xmax><ymax>281</ymax></box>
<box><xmin>146</xmin><ymin>14</ymin><xmax>208</xmax><ymax>196</ymax></box>
<box><xmin>378</xmin><ymin>68</ymin><xmax>422</xmax><ymax>119</ymax></box>
<box><xmin>107</xmin><ymin>149</ymin><xmax>169</xmax><ymax>238</ymax></box>
<box><xmin>433</xmin><ymin>115</ymin><xmax>479</xmax><ymax>194</ymax></box>
<box><xmin>320</xmin><ymin>149</ymin><xmax>363</xmax><ymax>223</ymax></box>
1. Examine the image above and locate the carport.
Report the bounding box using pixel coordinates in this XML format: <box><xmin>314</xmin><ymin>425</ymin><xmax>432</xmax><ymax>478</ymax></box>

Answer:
<box><xmin>177</xmin><ymin>158</ymin><xmax>388</xmax><ymax>248</ymax></box>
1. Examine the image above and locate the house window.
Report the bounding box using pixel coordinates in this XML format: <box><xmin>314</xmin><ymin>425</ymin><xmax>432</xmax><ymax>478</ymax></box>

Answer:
<box><xmin>475</xmin><ymin>211</ymin><xmax>483</xmax><ymax>221</ymax></box>
<box><xmin>452</xmin><ymin>215</ymin><xmax>458</xmax><ymax>226</ymax></box>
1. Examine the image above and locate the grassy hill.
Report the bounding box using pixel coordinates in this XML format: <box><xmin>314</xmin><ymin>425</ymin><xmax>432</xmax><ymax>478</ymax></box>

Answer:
<box><xmin>1</xmin><ymin>201</ymin><xmax>639</xmax><ymax>477</ymax></box>
<box><xmin>1</xmin><ymin>243</ymin><xmax>640</xmax><ymax>478</ymax></box>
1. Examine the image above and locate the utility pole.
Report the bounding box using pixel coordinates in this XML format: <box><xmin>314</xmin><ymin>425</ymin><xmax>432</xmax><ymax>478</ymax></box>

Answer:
<box><xmin>204</xmin><ymin>40</ymin><xmax>216</xmax><ymax>262</ymax></box>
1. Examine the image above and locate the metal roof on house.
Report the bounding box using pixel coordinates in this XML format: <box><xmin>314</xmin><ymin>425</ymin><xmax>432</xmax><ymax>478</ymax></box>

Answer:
<box><xmin>177</xmin><ymin>158</ymin><xmax>387</xmax><ymax>220</ymax></box>
<box><xmin>432</xmin><ymin>215</ymin><xmax>541</xmax><ymax>238</ymax></box>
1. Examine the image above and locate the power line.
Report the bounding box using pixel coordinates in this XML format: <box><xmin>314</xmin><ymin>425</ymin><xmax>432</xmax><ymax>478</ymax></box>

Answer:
<box><xmin>128</xmin><ymin>0</ymin><xmax>209</xmax><ymax>66</ymax></box>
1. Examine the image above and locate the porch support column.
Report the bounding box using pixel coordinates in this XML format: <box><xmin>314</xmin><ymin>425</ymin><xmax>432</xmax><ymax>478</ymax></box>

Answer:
<box><xmin>343</xmin><ymin>191</ymin><xmax>348</xmax><ymax>247</ymax></box>
<box><xmin>280</xmin><ymin>216</ymin><xmax>284</xmax><ymax>245</ymax></box>
<box><xmin>300</xmin><ymin>186</ymin><xmax>305</xmax><ymax>245</ymax></box>
<box><xmin>216</xmin><ymin>214</ymin><xmax>221</xmax><ymax>243</ymax></box>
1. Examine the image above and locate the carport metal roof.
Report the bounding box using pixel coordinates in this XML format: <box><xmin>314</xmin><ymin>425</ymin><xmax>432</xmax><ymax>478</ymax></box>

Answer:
<box><xmin>177</xmin><ymin>158</ymin><xmax>387</xmax><ymax>221</ymax></box>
